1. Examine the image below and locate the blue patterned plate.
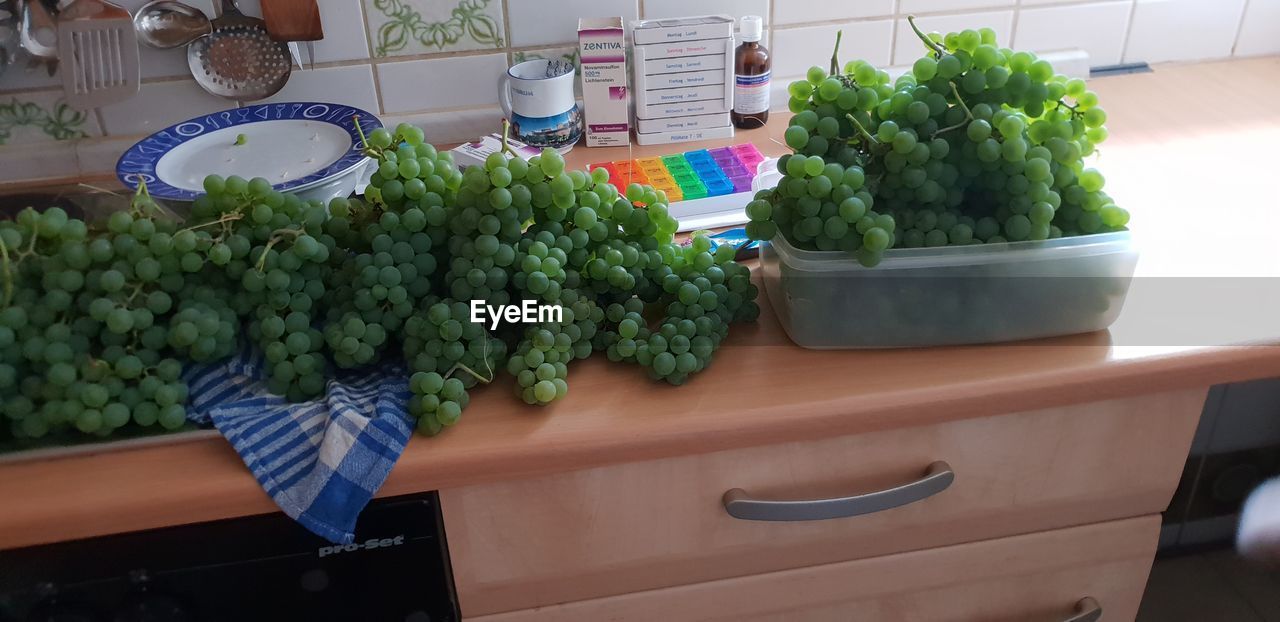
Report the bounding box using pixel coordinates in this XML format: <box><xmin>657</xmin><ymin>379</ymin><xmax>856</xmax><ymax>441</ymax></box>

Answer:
<box><xmin>117</xmin><ymin>102</ymin><xmax>383</xmax><ymax>201</ymax></box>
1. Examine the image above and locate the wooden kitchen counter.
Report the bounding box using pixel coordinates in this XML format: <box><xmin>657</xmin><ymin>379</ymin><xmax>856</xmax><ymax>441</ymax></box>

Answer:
<box><xmin>2</xmin><ymin>57</ymin><xmax>1279</xmax><ymax>550</ymax></box>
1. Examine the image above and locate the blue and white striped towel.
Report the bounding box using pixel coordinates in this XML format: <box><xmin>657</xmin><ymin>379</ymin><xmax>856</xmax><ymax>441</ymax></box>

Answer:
<box><xmin>184</xmin><ymin>348</ymin><xmax>414</xmax><ymax>544</ymax></box>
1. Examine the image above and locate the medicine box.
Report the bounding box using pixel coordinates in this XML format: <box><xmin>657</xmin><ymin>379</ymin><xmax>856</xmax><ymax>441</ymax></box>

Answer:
<box><xmin>641</xmin><ymin>49</ymin><xmax>727</xmax><ymax>75</ymax></box>
<box><xmin>639</xmin><ymin>97</ymin><xmax>730</xmax><ymax>120</ymax></box>
<box><xmin>449</xmin><ymin>133</ymin><xmax>539</xmax><ymax>170</ymax></box>
<box><xmin>632</xmin><ymin>14</ymin><xmax>734</xmax><ymax>45</ymax></box>
<box><xmin>636</xmin><ymin>37</ymin><xmax>731</xmax><ymax>62</ymax></box>
<box><xmin>578</xmin><ymin>17</ymin><xmax>629</xmax><ymax>147</ymax></box>
<box><xmin>633</xmin><ymin>124</ymin><xmax>736</xmax><ymax>146</ymax></box>
<box><xmin>631</xmin><ymin>15</ymin><xmax>736</xmax><ymax>144</ymax></box>
<box><xmin>635</xmin><ymin>111</ymin><xmax>731</xmax><ymax>134</ymax></box>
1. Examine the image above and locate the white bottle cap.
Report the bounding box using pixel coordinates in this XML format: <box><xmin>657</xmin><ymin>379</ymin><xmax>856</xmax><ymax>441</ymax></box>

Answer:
<box><xmin>740</xmin><ymin>15</ymin><xmax>763</xmax><ymax>42</ymax></box>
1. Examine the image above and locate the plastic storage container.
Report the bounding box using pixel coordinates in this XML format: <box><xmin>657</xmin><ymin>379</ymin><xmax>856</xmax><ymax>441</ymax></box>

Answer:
<box><xmin>760</xmin><ymin>231</ymin><xmax>1139</xmax><ymax>348</ymax></box>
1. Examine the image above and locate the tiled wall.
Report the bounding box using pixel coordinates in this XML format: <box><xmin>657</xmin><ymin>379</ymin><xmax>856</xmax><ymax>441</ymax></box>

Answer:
<box><xmin>0</xmin><ymin>0</ymin><xmax>1277</xmax><ymax>185</ymax></box>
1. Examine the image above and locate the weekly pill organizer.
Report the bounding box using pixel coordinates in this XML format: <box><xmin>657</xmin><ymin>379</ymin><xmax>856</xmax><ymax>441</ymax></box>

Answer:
<box><xmin>589</xmin><ymin>143</ymin><xmax>768</xmax><ymax>231</ymax></box>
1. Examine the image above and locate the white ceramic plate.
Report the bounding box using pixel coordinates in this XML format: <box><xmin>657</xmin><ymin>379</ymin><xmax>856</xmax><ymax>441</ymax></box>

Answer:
<box><xmin>117</xmin><ymin>102</ymin><xmax>382</xmax><ymax>202</ymax></box>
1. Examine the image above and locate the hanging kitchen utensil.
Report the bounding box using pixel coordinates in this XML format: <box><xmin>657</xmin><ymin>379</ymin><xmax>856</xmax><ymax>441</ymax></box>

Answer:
<box><xmin>187</xmin><ymin>0</ymin><xmax>291</xmax><ymax>100</ymax></box>
<box><xmin>57</xmin><ymin>0</ymin><xmax>141</xmax><ymax>108</ymax></box>
<box><xmin>133</xmin><ymin>0</ymin><xmax>211</xmax><ymax>49</ymax></box>
<box><xmin>1</xmin><ymin>0</ymin><xmax>20</xmax><ymax>77</ymax></box>
<box><xmin>259</xmin><ymin>0</ymin><xmax>322</xmax><ymax>70</ymax></box>
<box><xmin>18</xmin><ymin>0</ymin><xmax>56</xmax><ymax>61</ymax></box>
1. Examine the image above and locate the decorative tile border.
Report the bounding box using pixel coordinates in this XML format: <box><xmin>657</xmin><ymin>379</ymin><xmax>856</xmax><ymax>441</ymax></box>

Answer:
<box><xmin>0</xmin><ymin>97</ymin><xmax>91</xmax><ymax>145</ymax></box>
<box><xmin>365</xmin><ymin>0</ymin><xmax>505</xmax><ymax>57</ymax></box>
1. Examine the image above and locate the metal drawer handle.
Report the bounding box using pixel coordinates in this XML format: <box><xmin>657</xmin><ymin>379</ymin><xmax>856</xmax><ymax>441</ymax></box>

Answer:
<box><xmin>1064</xmin><ymin>597</ymin><xmax>1102</xmax><ymax>622</ymax></box>
<box><xmin>722</xmin><ymin>461</ymin><xmax>954</xmax><ymax>522</ymax></box>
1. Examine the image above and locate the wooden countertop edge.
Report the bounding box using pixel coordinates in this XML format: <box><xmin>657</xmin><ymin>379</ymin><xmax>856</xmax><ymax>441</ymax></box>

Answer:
<box><xmin>381</xmin><ymin>343</ymin><xmax>1280</xmax><ymax>493</ymax></box>
<box><xmin>2</xmin><ymin>342</ymin><xmax>1278</xmax><ymax>550</ymax></box>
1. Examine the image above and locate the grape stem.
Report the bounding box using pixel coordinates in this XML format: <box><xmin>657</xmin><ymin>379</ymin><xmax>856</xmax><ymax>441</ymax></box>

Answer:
<box><xmin>352</xmin><ymin>114</ymin><xmax>383</xmax><ymax>159</ymax></box>
<box><xmin>933</xmin><ymin>82</ymin><xmax>976</xmax><ymax>138</ymax></box>
<box><xmin>829</xmin><ymin>30</ymin><xmax>843</xmax><ymax>76</ymax></box>
<box><xmin>906</xmin><ymin>15</ymin><xmax>946</xmax><ymax>58</ymax></box>
<box><xmin>449</xmin><ymin>361</ymin><xmax>493</xmax><ymax>385</ymax></box>
<box><xmin>177</xmin><ymin>212</ymin><xmax>243</xmax><ymax>235</ymax></box>
<box><xmin>846</xmin><ymin>113</ymin><xmax>881</xmax><ymax>147</ymax></box>
<box><xmin>126</xmin><ymin>283</ymin><xmax>145</xmax><ymax>304</ymax></box>
<box><xmin>77</xmin><ymin>182</ymin><xmax>126</xmax><ymax>198</ymax></box>
<box><xmin>23</xmin><ymin>219</ymin><xmax>39</xmax><ymax>257</ymax></box>
<box><xmin>130</xmin><ymin>179</ymin><xmax>161</xmax><ymax>218</ymax></box>
<box><xmin>255</xmin><ymin>227</ymin><xmax>306</xmax><ymax>272</ymax></box>
<box><xmin>0</xmin><ymin>233</ymin><xmax>12</xmax><ymax>307</ymax></box>
<box><xmin>447</xmin><ymin>337</ymin><xmax>495</xmax><ymax>384</ymax></box>
<box><xmin>500</xmin><ymin>118</ymin><xmax>517</xmax><ymax>158</ymax></box>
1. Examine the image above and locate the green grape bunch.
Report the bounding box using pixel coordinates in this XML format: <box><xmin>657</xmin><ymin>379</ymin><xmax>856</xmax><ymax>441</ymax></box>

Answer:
<box><xmin>320</xmin><ymin>124</ymin><xmax>462</xmax><ymax>370</ymax></box>
<box><xmin>0</xmin><ymin>118</ymin><xmax>762</xmax><ymax>445</ymax></box>
<box><xmin>0</xmin><ymin>188</ymin><xmax>218</xmax><ymax>440</ymax></box>
<box><xmin>190</xmin><ymin>174</ymin><xmax>337</xmax><ymax>401</ymax></box>
<box><xmin>403</xmin><ymin>298</ymin><xmax>506</xmax><ymax>435</ymax></box>
<box><xmin>748</xmin><ymin>18</ymin><xmax>1127</xmax><ymax>267</ymax></box>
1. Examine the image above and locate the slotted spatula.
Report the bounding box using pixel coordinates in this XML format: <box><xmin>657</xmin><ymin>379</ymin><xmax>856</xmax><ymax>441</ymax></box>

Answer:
<box><xmin>57</xmin><ymin>0</ymin><xmax>141</xmax><ymax>108</ymax></box>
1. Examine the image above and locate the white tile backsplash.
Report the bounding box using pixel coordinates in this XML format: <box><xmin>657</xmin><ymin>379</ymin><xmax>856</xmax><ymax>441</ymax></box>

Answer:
<box><xmin>0</xmin><ymin>0</ymin><xmax>1272</xmax><ymax>184</ymax></box>
<box><xmin>643</xmin><ymin>0</ymin><xmax>769</xmax><ymax>21</ymax></box>
<box><xmin>382</xmin><ymin>106</ymin><xmax>505</xmax><ymax>144</ymax></box>
<box><xmin>773</xmin><ymin>19</ymin><xmax>894</xmax><ymax>79</ymax></box>
<box><xmin>900</xmin><ymin>0</ymin><xmax>1015</xmax><ymax>15</ymax></box>
<box><xmin>258</xmin><ymin>65</ymin><xmax>380</xmax><ymax>113</ymax></box>
<box><xmin>892</xmin><ymin>11</ymin><xmax>1015</xmax><ymax>65</ymax></box>
<box><xmin>98</xmin><ymin>79</ymin><xmax>232</xmax><ymax>136</ymax></box>
<box><xmin>0</xmin><ymin>141</ymin><xmax>79</xmax><ymax>183</ymax></box>
<box><xmin>1125</xmin><ymin>0</ymin><xmax>1247</xmax><ymax>63</ymax></box>
<box><xmin>0</xmin><ymin>64</ymin><xmax>63</xmax><ymax>91</ymax></box>
<box><xmin>312</xmin><ymin>0</ymin><xmax>373</xmax><ymax>63</ymax></box>
<box><xmin>1015</xmin><ymin>1</ymin><xmax>1132</xmax><ymax>67</ymax></box>
<box><xmin>376</xmin><ymin>53</ymin><xmax>508</xmax><ymax>114</ymax></box>
<box><xmin>75</xmin><ymin>137</ymin><xmax>131</xmax><ymax>179</ymax></box>
<box><xmin>774</xmin><ymin>0</ymin><xmax>894</xmax><ymax>25</ymax></box>
<box><xmin>1234</xmin><ymin>0</ymin><xmax>1280</xmax><ymax>57</ymax></box>
<box><xmin>507</xmin><ymin>0</ymin><xmax>639</xmax><ymax>47</ymax></box>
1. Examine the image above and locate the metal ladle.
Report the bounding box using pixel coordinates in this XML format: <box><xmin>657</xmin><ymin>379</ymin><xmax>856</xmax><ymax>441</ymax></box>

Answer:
<box><xmin>133</xmin><ymin>0</ymin><xmax>211</xmax><ymax>49</ymax></box>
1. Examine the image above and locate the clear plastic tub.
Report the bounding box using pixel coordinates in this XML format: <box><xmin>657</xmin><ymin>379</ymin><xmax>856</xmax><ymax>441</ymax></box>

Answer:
<box><xmin>760</xmin><ymin>231</ymin><xmax>1139</xmax><ymax>348</ymax></box>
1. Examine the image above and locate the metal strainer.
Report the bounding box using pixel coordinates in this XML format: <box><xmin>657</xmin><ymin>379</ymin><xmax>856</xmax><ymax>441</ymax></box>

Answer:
<box><xmin>187</xmin><ymin>0</ymin><xmax>291</xmax><ymax>100</ymax></box>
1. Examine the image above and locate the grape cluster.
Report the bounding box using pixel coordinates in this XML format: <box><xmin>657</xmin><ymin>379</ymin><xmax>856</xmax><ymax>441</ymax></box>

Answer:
<box><xmin>600</xmin><ymin>236</ymin><xmax>760</xmax><ymax>385</ymax></box>
<box><xmin>403</xmin><ymin>299</ymin><xmax>505</xmax><ymax>435</ymax></box>
<box><xmin>506</xmin><ymin>293</ymin><xmax>601</xmax><ymax>405</ymax></box>
<box><xmin>190</xmin><ymin>176</ymin><xmax>336</xmax><ymax>401</ymax></box>
<box><xmin>1</xmin><ymin>120</ymin><xmax>759</xmax><ymax>444</ymax></box>
<box><xmin>749</xmin><ymin>21</ymin><xmax>1127</xmax><ymax>267</ymax></box>
<box><xmin>0</xmin><ymin>195</ymin><xmax>205</xmax><ymax>441</ymax></box>
<box><xmin>166</xmin><ymin>291</ymin><xmax>238</xmax><ymax>363</ymax></box>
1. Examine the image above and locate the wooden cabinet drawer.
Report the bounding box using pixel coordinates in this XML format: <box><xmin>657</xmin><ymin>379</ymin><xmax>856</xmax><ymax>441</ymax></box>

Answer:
<box><xmin>470</xmin><ymin>515</ymin><xmax>1160</xmax><ymax>622</ymax></box>
<box><xmin>442</xmin><ymin>389</ymin><xmax>1203</xmax><ymax>616</ymax></box>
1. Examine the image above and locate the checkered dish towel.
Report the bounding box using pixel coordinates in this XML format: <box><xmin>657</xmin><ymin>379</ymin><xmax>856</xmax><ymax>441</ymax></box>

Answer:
<box><xmin>184</xmin><ymin>349</ymin><xmax>414</xmax><ymax>544</ymax></box>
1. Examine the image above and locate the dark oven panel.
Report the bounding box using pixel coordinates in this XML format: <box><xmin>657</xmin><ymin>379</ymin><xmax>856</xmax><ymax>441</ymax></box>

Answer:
<box><xmin>0</xmin><ymin>492</ymin><xmax>458</xmax><ymax>622</ymax></box>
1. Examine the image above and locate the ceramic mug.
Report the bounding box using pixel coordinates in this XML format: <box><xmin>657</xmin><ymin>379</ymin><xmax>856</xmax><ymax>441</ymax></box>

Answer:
<box><xmin>499</xmin><ymin>59</ymin><xmax>583</xmax><ymax>151</ymax></box>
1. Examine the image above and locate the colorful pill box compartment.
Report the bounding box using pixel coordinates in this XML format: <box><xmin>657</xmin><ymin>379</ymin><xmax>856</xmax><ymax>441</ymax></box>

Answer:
<box><xmin>588</xmin><ymin>143</ymin><xmax>766</xmax><ymax>203</ymax></box>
